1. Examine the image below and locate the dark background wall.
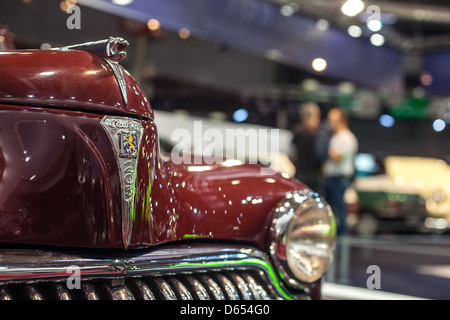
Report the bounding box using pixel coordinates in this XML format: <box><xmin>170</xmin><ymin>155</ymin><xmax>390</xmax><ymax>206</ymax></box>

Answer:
<box><xmin>350</xmin><ymin>118</ymin><xmax>450</xmax><ymax>161</ymax></box>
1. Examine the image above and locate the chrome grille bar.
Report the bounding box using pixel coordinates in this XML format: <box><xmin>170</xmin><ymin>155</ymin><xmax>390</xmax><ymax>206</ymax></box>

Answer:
<box><xmin>0</xmin><ymin>270</ymin><xmax>272</xmax><ymax>300</ymax></box>
<box><xmin>128</xmin><ymin>278</ymin><xmax>155</xmax><ymax>300</ymax></box>
<box><xmin>184</xmin><ymin>275</ymin><xmax>210</xmax><ymax>300</ymax></box>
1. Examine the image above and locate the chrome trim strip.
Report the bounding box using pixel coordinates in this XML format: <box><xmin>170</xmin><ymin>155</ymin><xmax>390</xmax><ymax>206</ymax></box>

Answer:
<box><xmin>0</xmin><ymin>244</ymin><xmax>304</xmax><ymax>300</ymax></box>
<box><xmin>100</xmin><ymin>116</ymin><xmax>144</xmax><ymax>249</ymax></box>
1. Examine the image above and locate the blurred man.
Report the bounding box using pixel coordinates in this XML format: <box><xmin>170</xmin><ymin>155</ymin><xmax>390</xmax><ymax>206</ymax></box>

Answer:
<box><xmin>291</xmin><ymin>102</ymin><xmax>322</xmax><ymax>191</ymax></box>
<box><xmin>323</xmin><ymin>108</ymin><xmax>358</xmax><ymax>236</ymax></box>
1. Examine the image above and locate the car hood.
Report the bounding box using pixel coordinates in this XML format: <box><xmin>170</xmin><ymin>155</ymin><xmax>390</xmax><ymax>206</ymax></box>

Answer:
<box><xmin>0</xmin><ymin>49</ymin><xmax>153</xmax><ymax>119</ymax></box>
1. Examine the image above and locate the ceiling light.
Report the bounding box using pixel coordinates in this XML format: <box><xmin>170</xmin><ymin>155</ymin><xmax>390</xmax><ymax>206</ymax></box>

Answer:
<box><xmin>433</xmin><ymin>119</ymin><xmax>446</xmax><ymax>132</ymax></box>
<box><xmin>302</xmin><ymin>79</ymin><xmax>320</xmax><ymax>91</ymax></box>
<box><xmin>338</xmin><ymin>82</ymin><xmax>355</xmax><ymax>94</ymax></box>
<box><xmin>178</xmin><ymin>28</ymin><xmax>191</xmax><ymax>39</ymax></box>
<box><xmin>347</xmin><ymin>25</ymin><xmax>362</xmax><ymax>38</ymax></box>
<box><xmin>147</xmin><ymin>19</ymin><xmax>161</xmax><ymax>31</ymax></box>
<box><xmin>112</xmin><ymin>0</ymin><xmax>134</xmax><ymax>5</ymax></box>
<box><xmin>370</xmin><ymin>33</ymin><xmax>385</xmax><ymax>46</ymax></box>
<box><xmin>316</xmin><ymin>19</ymin><xmax>329</xmax><ymax>31</ymax></box>
<box><xmin>60</xmin><ymin>0</ymin><xmax>76</xmax><ymax>12</ymax></box>
<box><xmin>341</xmin><ymin>0</ymin><xmax>365</xmax><ymax>17</ymax></box>
<box><xmin>379</xmin><ymin>114</ymin><xmax>395</xmax><ymax>128</ymax></box>
<box><xmin>421</xmin><ymin>72</ymin><xmax>433</xmax><ymax>86</ymax></box>
<box><xmin>233</xmin><ymin>109</ymin><xmax>249</xmax><ymax>123</ymax></box>
<box><xmin>367</xmin><ymin>19</ymin><xmax>382</xmax><ymax>32</ymax></box>
<box><xmin>280</xmin><ymin>3</ymin><xmax>299</xmax><ymax>17</ymax></box>
<box><xmin>312</xmin><ymin>58</ymin><xmax>327</xmax><ymax>72</ymax></box>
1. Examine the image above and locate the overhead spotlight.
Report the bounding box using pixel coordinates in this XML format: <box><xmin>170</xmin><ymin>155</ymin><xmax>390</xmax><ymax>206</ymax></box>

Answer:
<box><xmin>316</xmin><ymin>19</ymin><xmax>330</xmax><ymax>31</ymax></box>
<box><xmin>280</xmin><ymin>2</ymin><xmax>299</xmax><ymax>17</ymax></box>
<box><xmin>341</xmin><ymin>0</ymin><xmax>365</xmax><ymax>17</ymax></box>
<box><xmin>112</xmin><ymin>0</ymin><xmax>134</xmax><ymax>5</ymax></box>
<box><xmin>60</xmin><ymin>0</ymin><xmax>76</xmax><ymax>11</ymax></box>
<box><xmin>147</xmin><ymin>19</ymin><xmax>161</xmax><ymax>31</ymax></box>
<box><xmin>379</xmin><ymin>114</ymin><xmax>395</xmax><ymax>127</ymax></box>
<box><xmin>347</xmin><ymin>25</ymin><xmax>362</xmax><ymax>38</ymax></box>
<box><xmin>178</xmin><ymin>28</ymin><xmax>191</xmax><ymax>39</ymax></box>
<box><xmin>367</xmin><ymin>19</ymin><xmax>383</xmax><ymax>32</ymax></box>
<box><xmin>420</xmin><ymin>71</ymin><xmax>433</xmax><ymax>86</ymax></box>
<box><xmin>338</xmin><ymin>82</ymin><xmax>355</xmax><ymax>94</ymax></box>
<box><xmin>312</xmin><ymin>58</ymin><xmax>327</xmax><ymax>72</ymax></box>
<box><xmin>433</xmin><ymin>119</ymin><xmax>446</xmax><ymax>132</ymax></box>
<box><xmin>370</xmin><ymin>33</ymin><xmax>385</xmax><ymax>46</ymax></box>
<box><xmin>302</xmin><ymin>79</ymin><xmax>320</xmax><ymax>91</ymax></box>
<box><xmin>233</xmin><ymin>109</ymin><xmax>249</xmax><ymax>123</ymax></box>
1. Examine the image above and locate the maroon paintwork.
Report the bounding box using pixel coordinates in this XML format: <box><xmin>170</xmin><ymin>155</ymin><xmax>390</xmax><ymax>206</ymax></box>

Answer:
<box><xmin>0</xmin><ymin>50</ymin><xmax>153</xmax><ymax>119</ymax></box>
<box><xmin>134</xmin><ymin>159</ymin><xmax>306</xmax><ymax>249</ymax></box>
<box><xmin>0</xmin><ymin>48</ymin><xmax>307</xmax><ymax>250</ymax></box>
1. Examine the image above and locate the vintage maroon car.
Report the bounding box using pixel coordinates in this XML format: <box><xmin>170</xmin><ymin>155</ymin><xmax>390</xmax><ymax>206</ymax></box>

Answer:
<box><xmin>0</xmin><ymin>37</ymin><xmax>336</xmax><ymax>300</ymax></box>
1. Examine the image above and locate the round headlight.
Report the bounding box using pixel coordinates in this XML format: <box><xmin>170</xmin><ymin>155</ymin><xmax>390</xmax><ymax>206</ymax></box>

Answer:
<box><xmin>269</xmin><ymin>189</ymin><xmax>336</xmax><ymax>287</ymax></box>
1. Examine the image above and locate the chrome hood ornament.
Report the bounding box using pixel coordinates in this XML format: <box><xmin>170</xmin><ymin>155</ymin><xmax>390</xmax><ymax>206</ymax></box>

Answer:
<box><xmin>100</xmin><ymin>116</ymin><xmax>144</xmax><ymax>249</ymax></box>
<box><xmin>58</xmin><ymin>37</ymin><xmax>129</xmax><ymax>105</ymax></box>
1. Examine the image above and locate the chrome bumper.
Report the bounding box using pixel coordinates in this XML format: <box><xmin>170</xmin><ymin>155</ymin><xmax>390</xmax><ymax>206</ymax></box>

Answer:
<box><xmin>0</xmin><ymin>244</ymin><xmax>310</xmax><ymax>300</ymax></box>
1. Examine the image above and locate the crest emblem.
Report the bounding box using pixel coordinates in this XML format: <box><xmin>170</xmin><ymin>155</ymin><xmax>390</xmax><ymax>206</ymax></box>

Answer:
<box><xmin>120</xmin><ymin>131</ymin><xmax>139</xmax><ymax>158</ymax></box>
<box><xmin>100</xmin><ymin>116</ymin><xmax>144</xmax><ymax>249</ymax></box>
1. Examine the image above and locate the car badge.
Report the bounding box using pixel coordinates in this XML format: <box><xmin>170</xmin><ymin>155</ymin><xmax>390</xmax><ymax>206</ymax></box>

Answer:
<box><xmin>100</xmin><ymin>116</ymin><xmax>144</xmax><ymax>249</ymax></box>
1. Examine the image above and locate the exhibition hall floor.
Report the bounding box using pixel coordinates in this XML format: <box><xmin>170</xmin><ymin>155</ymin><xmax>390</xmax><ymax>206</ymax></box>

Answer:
<box><xmin>324</xmin><ymin>234</ymin><xmax>450</xmax><ymax>300</ymax></box>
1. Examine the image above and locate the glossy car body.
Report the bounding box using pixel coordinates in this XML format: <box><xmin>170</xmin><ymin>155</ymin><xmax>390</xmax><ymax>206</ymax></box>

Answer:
<box><xmin>0</xmin><ymin>37</ymin><xmax>335</xmax><ymax>300</ymax></box>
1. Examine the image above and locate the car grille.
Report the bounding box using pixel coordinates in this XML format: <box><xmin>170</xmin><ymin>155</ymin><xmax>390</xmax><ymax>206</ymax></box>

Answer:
<box><xmin>0</xmin><ymin>270</ymin><xmax>272</xmax><ymax>300</ymax></box>
<box><xmin>0</xmin><ymin>244</ymin><xmax>305</xmax><ymax>300</ymax></box>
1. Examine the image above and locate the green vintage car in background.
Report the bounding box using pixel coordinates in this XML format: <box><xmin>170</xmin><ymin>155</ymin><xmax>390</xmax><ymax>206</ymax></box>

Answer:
<box><xmin>346</xmin><ymin>154</ymin><xmax>440</xmax><ymax>235</ymax></box>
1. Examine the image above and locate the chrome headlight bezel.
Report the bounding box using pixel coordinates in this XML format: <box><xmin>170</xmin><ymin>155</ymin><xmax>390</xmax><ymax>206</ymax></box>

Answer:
<box><xmin>269</xmin><ymin>189</ymin><xmax>336</xmax><ymax>288</ymax></box>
